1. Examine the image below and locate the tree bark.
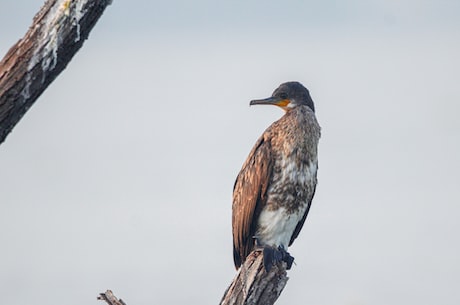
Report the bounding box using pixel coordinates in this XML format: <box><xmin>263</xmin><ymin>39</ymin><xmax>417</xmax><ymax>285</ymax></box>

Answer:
<box><xmin>0</xmin><ymin>0</ymin><xmax>112</xmax><ymax>145</ymax></box>
<box><xmin>98</xmin><ymin>290</ymin><xmax>127</xmax><ymax>305</ymax></box>
<box><xmin>96</xmin><ymin>251</ymin><xmax>288</xmax><ymax>305</ymax></box>
<box><xmin>219</xmin><ymin>250</ymin><xmax>289</xmax><ymax>305</ymax></box>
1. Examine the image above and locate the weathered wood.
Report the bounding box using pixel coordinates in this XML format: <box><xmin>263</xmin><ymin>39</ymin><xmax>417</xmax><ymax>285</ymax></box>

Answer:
<box><xmin>0</xmin><ymin>0</ymin><xmax>112</xmax><ymax>145</ymax></box>
<box><xmin>220</xmin><ymin>250</ymin><xmax>289</xmax><ymax>305</ymax></box>
<box><xmin>98</xmin><ymin>290</ymin><xmax>127</xmax><ymax>305</ymax></box>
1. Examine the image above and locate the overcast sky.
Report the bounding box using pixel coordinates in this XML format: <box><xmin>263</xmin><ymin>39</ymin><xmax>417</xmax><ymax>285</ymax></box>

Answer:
<box><xmin>1</xmin><ymin>1</ymin><xmax>459</xmax><ymax>305</ymax></box>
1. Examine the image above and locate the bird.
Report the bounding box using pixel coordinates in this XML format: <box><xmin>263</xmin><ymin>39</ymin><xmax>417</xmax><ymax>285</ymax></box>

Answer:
<box><xmin>232</xmin><ymin>81</ymin><xmax>320</xmax><ymax>272</ymax></box>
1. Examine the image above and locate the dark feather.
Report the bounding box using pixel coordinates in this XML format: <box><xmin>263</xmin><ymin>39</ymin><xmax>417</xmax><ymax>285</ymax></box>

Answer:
<box><xmin>232</xmin><ymin>136</ymin><xmax>273</xmax><ymax>269</ymax></box>
<box><xmin>289</xmin><ymin>186</ymin><xmax>316</xmax><ymax>246</ymax></box>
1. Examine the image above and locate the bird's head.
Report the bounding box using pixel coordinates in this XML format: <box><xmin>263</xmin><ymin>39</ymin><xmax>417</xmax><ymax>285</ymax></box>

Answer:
<box><xmin>250</xmin><ymin>81</ymin><xmax>315</xmax><ymax>112</ymax></box>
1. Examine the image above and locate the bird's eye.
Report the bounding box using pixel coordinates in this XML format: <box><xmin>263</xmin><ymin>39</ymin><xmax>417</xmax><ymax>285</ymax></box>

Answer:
<box><xmin>279</xmin><ymin>92</ymin><xmax>288</xmax><ymax>99</ymax></box>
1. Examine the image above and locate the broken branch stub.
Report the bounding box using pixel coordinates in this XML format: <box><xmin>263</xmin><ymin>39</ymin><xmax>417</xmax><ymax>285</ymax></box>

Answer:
<box><xmin>0</xmin><ymin>0</ymin><xmax>112</xmax><ymax>145</ymax></box>
<box><xmin>220</xmin><ymin>250</ymin><xmax>289</xmax><ymax>305</ymax></box>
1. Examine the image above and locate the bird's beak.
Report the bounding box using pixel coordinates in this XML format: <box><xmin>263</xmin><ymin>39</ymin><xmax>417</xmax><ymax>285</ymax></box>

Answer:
<box><xmin>250</xmin><ymin>96</ymin><xmax>290</xmax><ymax>107</ymax></box>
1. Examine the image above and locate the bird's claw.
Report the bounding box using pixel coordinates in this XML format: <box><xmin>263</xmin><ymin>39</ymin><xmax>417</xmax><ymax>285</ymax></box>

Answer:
<box><xmin>262</xmin><ymin>245</ymin><xmax>295</xmax><ymax>272</ymax></box>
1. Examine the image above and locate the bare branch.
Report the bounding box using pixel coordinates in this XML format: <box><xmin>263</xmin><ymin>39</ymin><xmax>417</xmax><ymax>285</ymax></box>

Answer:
<box><xmin>98</xmin><ymin>290</ymin><xmax>127</xmax><ymax>305</ymax></box>
<box><xmin>220</xmin><ymin>250</ymin><xmax>289</xmax><ymax>305</ymax></box>
<box><xmin>0</xmin><ymin>0</ymin><xmax>112</xmax><ymax>145</ymax></box>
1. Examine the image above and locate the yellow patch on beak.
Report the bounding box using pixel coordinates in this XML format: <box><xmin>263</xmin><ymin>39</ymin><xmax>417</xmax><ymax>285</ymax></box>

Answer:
<box><xmin>276</xmin><ymin>99</ymin><xmax>290</xmax><ymax>107</ymax></box>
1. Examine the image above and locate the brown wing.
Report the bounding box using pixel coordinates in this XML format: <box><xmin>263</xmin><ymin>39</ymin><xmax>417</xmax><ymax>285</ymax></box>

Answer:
<box><xmin>289</xmin><ymin>182</ymin><xmax>317</xmax><ymax>246</ymax></box>
<box><xmin>232</xmin><ymin>136</ymin><xmax>273</xmax><ymax>269</ymax></box>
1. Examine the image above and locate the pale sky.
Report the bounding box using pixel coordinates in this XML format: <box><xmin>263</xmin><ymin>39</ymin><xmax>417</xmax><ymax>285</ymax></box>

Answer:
<box><xmin>1</xmin><ymin>1</ymin><xmax>459</xmax><ymax>305</ymax></box>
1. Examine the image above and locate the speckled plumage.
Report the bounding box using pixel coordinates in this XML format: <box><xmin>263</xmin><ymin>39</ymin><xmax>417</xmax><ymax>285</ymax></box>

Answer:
<box><xmin>232</xmin><ymin>82</ymin><xmax>321</xmax><ymax>270</ymax></box>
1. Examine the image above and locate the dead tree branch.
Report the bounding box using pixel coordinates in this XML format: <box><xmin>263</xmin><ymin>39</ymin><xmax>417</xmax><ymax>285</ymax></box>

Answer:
<box><xmin>0</xmin><ymin>0</ymin><xmax>112</xmax><ymax>145</ymax></box>
<box><xmin>98</xmin><ymin>290</ymin><xmax>126</xmax><ymax>305</ymax></box>
<box><xmin>95</xmin><ymin>251</ymin><xmax>288</xmax><ymax>305</ymax></box>
<box><xmin>220</xmin><ymin>250</ymin><xmax>289</xmax><ymax>305</ymax></box>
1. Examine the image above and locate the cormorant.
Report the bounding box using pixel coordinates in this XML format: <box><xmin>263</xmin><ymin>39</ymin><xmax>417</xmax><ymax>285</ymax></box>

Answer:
<box><xmin>232</xmin><ymin>81</ymin><xmax>321</xmax><ymax>272</ymax></box>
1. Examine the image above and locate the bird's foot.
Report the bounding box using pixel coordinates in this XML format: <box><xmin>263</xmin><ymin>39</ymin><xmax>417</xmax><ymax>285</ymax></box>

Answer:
<box><xmin>279</xmin><ymin>245</ymin><xmax>295</xmax><ymax>270</ymax></box>
<box><xmin>262</xmin><ymin>245</ymin><xmax>295</xmax><ymax>272</ymax></box>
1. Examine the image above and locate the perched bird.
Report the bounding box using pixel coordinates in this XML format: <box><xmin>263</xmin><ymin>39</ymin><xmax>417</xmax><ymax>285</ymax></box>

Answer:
<box><xmin>232</xmin><ymin>81</ymin><xmax>320</xmax><ymax>272</ymax></box>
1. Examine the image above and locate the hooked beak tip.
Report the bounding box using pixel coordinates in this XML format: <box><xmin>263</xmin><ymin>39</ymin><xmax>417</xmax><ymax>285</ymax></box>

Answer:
<box><xmin>249</xmin><ymin>96</ymin><xmax>289</xmax><ymax>107</ymax></box>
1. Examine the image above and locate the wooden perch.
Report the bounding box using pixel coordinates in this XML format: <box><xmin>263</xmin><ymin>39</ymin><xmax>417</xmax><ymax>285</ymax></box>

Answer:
<box><xmin>96</xmin><ymin>251</ymin><xmax>288</xmax><ymax>305</ymax></box>
<box><xmin>0</xmin><ymin>0</ymin><xmax>112</xmax><ymax>145</ymax></box>
<box><xmin>98</xmin><ymin>290</ymin><xmax>126</xmax><ymax>305</ymax></box>
<box><xmin>220</xmin><ymin>250</ymin><xmax>289</xmax><ymax>305</ymax></box>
